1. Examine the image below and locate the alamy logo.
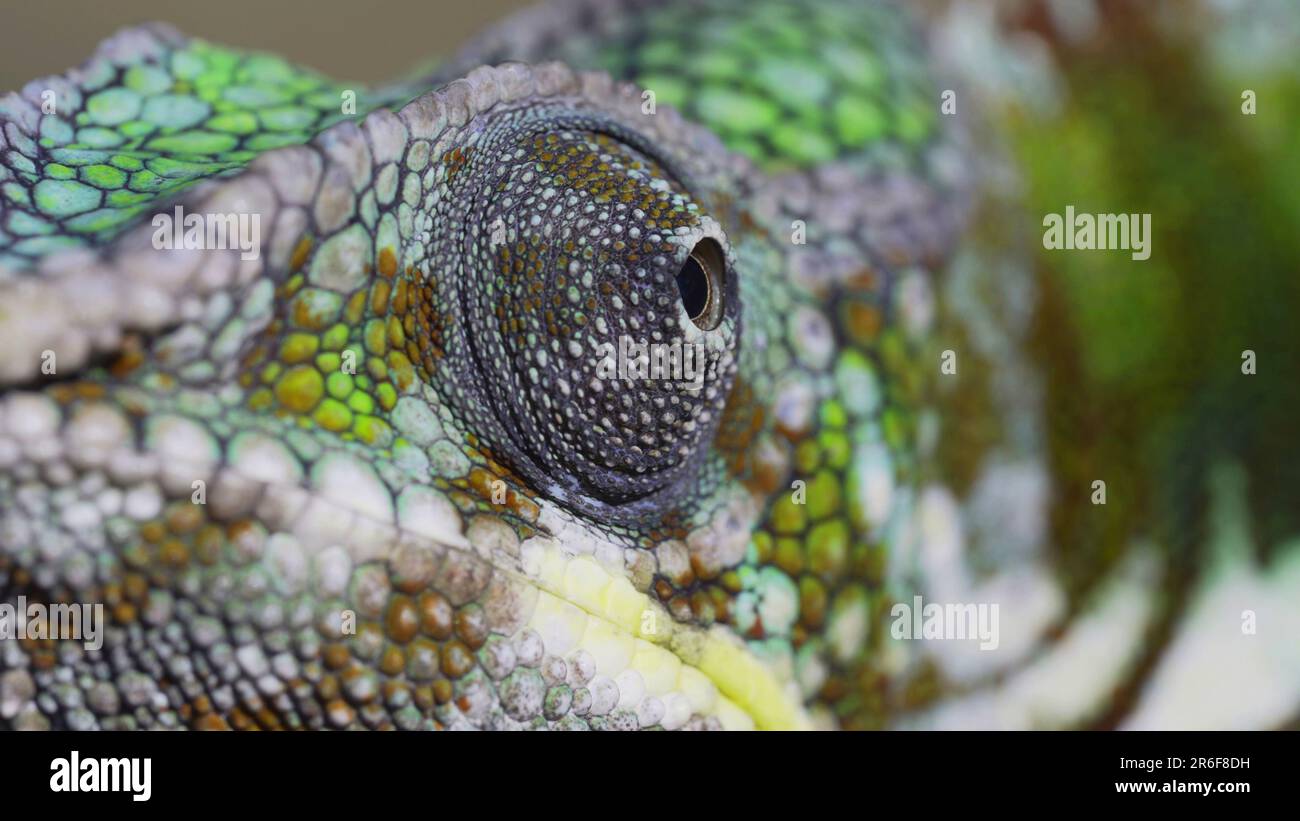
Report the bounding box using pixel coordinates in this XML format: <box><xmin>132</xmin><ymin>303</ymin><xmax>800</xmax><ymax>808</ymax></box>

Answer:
<box><xmin>890</xmin><ymin>595</ymin><xmax>1000</xmax><ymax>651</ymax></box>
<box><xmin>596</xmin><ymin>334</ymin><xmax>706</xmax><ymax>390</ymax></box>
<box><xmin>50</xmin><ymin>751</ymin><xmax>151</xmax><ymax>802</ymax></box>
<box><xmin>1042</xmin><ymin>205</ymin><xmax>1151</xmax><ymax>260</ymax></box>
<box><xmin>151</xmin><ymin>204</ymin><xmax>261</xmax><ymax>260</ymax></box>
<box><xmin>0</xmin><ymin>596</ymin><xmax>103</xmax><ymax>651</ymax></box>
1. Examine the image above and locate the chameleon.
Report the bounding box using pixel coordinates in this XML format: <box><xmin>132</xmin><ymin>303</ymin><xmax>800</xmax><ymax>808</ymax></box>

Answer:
<box><xmin>0</xmin><ymin>0</ymin><xmax>1295</xmax><ymax>731</ymax></box>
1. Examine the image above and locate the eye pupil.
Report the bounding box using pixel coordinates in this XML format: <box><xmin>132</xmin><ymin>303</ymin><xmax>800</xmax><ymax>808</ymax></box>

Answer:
<box><xmin>676</xmin><ymin>255</ymin><xmax>710</xmax><ymax>321</ymax></box>
<box><xmin>677</xmin><ymin>239</ymin><xmax>726</xmax><ymax>331</ymax></box>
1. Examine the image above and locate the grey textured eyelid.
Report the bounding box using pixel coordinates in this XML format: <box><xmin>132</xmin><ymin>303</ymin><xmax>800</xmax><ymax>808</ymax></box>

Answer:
<box><xmin>421</xmin><ymin>98</ymin><xmax>742</xmax><ymax>522</ymax></box>
<box><xmin>0</xmin><ymin>56</ymin><xmax>747</xmax><ymax>387</ymax></box>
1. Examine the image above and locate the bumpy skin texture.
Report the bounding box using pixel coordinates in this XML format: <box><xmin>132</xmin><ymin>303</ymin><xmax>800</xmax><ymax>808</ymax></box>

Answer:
<box><xmin>0</xmin><ymin>0</ymin><xmax>991</xmax><ymax>731</ymax></box>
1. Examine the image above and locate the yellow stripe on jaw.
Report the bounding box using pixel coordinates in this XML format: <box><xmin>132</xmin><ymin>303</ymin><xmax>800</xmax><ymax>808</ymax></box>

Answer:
<box><xmin>519</xmin><ymin>542</ymin><xmax>813</xmax><ymax>730</ymax></box>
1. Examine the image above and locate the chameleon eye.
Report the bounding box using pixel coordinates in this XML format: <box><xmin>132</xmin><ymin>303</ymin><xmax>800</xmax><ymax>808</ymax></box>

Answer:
<box><xmin>677</xmin><ymin>238</ymin><xmax>726</xmax><ymax>331</ymax></box>
<box><xmin>420</xmin><ymin>110</ymin><xmax>741</xmax><ymax>523</ymax></box>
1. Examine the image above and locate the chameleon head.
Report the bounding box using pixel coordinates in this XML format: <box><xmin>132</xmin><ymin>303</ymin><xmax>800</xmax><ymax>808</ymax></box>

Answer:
<box><xmin>0</xmin><ymin>7</ymin><xmax>969</xmax><ymax>732</ymax></box>
<box><xmin>426</xmin><ymin>110</ymin><xmax>741</xmax><ymax>523</ymax></box>
<box><xmin>0</xmin><ymin>53</ymin><xmax>776</xmax><ymax>731</ymax></box>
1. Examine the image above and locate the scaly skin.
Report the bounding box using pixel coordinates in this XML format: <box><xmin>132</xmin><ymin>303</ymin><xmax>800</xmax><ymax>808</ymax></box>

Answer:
<box><xmin>0</xmin><ymin>0</ymin><xmax>1196</xmax><ymax>730</ymax></box>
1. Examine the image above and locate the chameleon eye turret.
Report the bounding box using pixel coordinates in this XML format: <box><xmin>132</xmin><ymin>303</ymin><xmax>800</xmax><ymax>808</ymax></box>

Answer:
<box><xmin>425</xmin><ymin>110</ymin><xmax>741</xmax><ymax>522</ymax></box>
